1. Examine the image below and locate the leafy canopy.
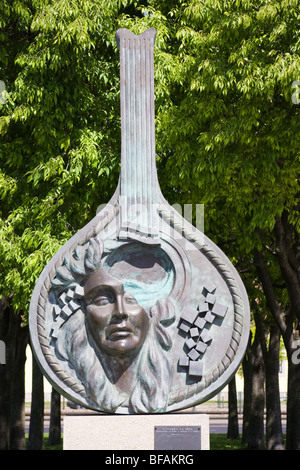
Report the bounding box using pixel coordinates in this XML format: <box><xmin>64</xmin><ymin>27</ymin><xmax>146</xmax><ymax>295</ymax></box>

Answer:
<box><xmin>0</xmin><ymin>0</ymin><xmax>130</xmax><ymax>315</ymax></box>
<box><xmin>1</xmin><ymin>0</ymin><xmax>300</xmax><ymax>318</ymax></box>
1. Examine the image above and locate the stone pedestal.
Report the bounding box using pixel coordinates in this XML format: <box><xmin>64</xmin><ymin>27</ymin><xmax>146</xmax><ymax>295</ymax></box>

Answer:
<box><xmin>63</xmin><ymin>413</ymin><xmax>210</xmax><ymax>450</ymax></box>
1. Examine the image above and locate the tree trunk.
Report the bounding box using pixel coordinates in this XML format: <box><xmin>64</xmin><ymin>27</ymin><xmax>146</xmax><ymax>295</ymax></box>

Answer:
<box><xmin>27</xmin><ymin>351</ymin><xmax>44</xmax><ymax>450</ymax></box>
<box><xmin>0</xmin><ymin>361</ymin><xmax>9</xmax><ymax>450</ymax></box>
<box><xmin>265</xmin><ymin>325</ymin><xmax>284</xmax><ymax>450</ymax></box>
<box><xmin>286</xmin><ymin>354</ymin><xmax>300</xmax><ymax>449</ymax></box>
<box><xmin>273</xmin><ymin>214</ymin><xmax>300</xmax><ymax>449</ymax></box>
<box><xmin>274</xmin><ymin>214</ymin><xmax>300</xmax><ymax>325</ymax></box>
<box><xmin>242</xmin><ymin>332</ymin><xmax>265</xmax><ymax>449</ymax></box>
<box><xmin>227</xmin><ymin>375</ymin><xmax>239</xmax><ymax>439</ymax></box>
<box><xmin>253</xmin><ymin>247</ymin><xmax>289</xmax><ymax>449</ymax></box>
<box><xmin>0</xmin><ymin>297</ymin><xmax>11</xmax><ymax>450</ymax></box>
<box><xmin>242</xmin><ymin>337</ymin><xmax>251</xmax><ymax>446</ymax></box>
<box><xmin>0</xmin><ymin>297</ymin><xmax>28</xmax><ymax>450</ymax></box>
<box><xmin>48</xmin><ymin>387</ymin><xmax>61</xmax><ymax>446</ymax></box>
<box><xmin>9</xmin><ymin>323</ymin><xmax>28</xmax><ymax>450</ymax></box>
<box><xmin>248</xmin><ymin>338</ymin><xmax>265</xmax><ymax>449</ymax></box>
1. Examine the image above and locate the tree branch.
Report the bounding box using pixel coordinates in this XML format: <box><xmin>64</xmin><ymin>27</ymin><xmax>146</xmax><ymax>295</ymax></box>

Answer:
<box><xmin>253</xmin><ymin>248</ymin><xmax>287</xmax><ymax>341</ymax></box>
<box><xmin>274</xmin><ymin>214</ymin><xmax>300</xmax><ymax>325</ymax></box>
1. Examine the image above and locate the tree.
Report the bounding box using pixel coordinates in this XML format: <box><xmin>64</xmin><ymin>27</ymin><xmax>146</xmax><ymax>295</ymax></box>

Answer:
<box><xmin>0</xmin><ymin>296</ymin><xmax>28</xmax><ymax>450</ymax></box>
<box><xmin>252</xmin><ymin>290</ymin><xmax>284</xmax><ymax>450</ymax></box>
<box><xmin>9</xmin><ymin>321</ymin><xmax>28</xmax><ymax>450</ymax></box>
<box><xmin>0</xmin><ymin>0</ymin><xmax>127</xmax><ymax>318</ymax></box>
<box><xmin>48</xmin><ymin>388</ymin><xmax>61</xmax><ymax>447</ymax></box>
<box><xmin>27</xmin><ymin>353</ymin><xmax>44</xmax><ymax>450</ymax></box>
<box><xmin>227</xmin><ymin>376</ymin><xmax>239</xmax><ymax>440</ymax></box>
<box><xmin>0</xmin><ymin>0</ymin><xmax>140</xmax><ymax>449</ymax></box>
<box><xmin>264</xmin><ymin>324</ymin><xmax>284</xmax><ymax>450</ymax></box>
<box><xmin>242</xmin><ymin>321</ymin><xmax>265</xmax><ymax>450</ymax></box>
<box><xmin>122</xmin><ymin>0</ymin><xmax>300</xmax><ymax>448</ymax></box>
<box><xmin>1</xmin><ymin>0</ymin><xmax>300</xmax><ymax>449</ymax></box>
<box><xmin>254</xmin><ymin>243</ymin><xmax>298</xmax><ymax>450</ymax></box>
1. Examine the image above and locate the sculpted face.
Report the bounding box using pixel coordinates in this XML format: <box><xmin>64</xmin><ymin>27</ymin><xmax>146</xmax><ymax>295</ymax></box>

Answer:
<box><xmin>84</xmin><ymin>269</ymin><xmax>150</xmax><ymax>358</ymax></box>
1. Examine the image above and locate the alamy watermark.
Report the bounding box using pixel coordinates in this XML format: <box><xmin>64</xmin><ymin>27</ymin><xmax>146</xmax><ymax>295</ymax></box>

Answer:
<box><xmin>0</xmin><ymin>80</ymin><xmax>6</xmax><ymax>104</ymax></box>
<box><xmin>96</xmin><ymin>200</ymin><xmax>205</xmax><ymax>251</ymax></box>
<box><xmin>291</xmin><ymin>340</ymin><xmax>300</xmax><ymax>365</ymax></box>
<box><xmin>0</xmin><ymin>340</ymin><xmax>5</xmax><ymax>365</ymax></box>
<box><xmin>292</xmin><ymin>80</ymin><xmax>300</xmax><ymax>105</ymax></box>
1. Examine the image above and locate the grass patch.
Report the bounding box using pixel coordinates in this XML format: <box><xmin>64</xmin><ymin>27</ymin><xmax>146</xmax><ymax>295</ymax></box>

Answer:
<box><xmin>210</xmin><ymin>434</ymin><xmax>244</xmax><ymax>450</ymax></box>
<box><xmin>26</xmin><ymin>434</ymin><xmax>63</xmax><ymax>450</ymax></box>
<box><xmin>44</xmin><ymin>436</ymin><xmax>63</xmax><ymax>450</ymax></box>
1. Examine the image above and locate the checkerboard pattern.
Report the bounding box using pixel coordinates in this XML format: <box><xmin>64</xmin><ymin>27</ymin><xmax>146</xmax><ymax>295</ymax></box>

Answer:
<box><xmin>177</xmin><ymin>281</ymin><xmax>228</xmax><ymax>379</ymax></box>
<box><xmin>51</xmin><ymin>285</ymin><xmax>84</xmax><ymax>339</ymax></box>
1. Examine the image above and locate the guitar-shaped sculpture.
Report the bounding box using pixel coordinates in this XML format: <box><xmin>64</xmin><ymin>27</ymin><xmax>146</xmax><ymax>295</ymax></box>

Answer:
<box><xmin>29</xmin><ymin>29</ymin><xmax>250</xmax><ymax>414</ymax></box>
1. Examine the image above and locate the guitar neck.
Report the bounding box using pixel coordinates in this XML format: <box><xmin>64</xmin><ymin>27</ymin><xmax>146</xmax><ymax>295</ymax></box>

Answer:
<box><xmin>116</xmin><ymin>28</ymin><xmax>159</xmax><ymax>243</ymax></box>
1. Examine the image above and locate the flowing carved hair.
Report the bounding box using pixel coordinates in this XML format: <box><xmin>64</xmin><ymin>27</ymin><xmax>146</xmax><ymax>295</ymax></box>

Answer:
<box><xmin>51</xmin><ymin>237</ymin><xmax>176</xmax><ymax>413</ymax></box>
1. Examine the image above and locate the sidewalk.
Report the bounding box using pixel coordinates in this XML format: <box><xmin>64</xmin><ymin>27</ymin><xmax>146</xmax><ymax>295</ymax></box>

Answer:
<box><xmin>25</xmin><ymin>400</ymin><xmax>288</xmax><ymax>416</ymax></box>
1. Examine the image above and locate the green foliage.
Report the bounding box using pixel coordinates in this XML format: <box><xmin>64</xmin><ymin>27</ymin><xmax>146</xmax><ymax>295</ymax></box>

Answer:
<box><xmin>122</xmin><ymin>0</ymin><xmax>300</xmax><ymax>326</ymax></box>
<box><xmin>1</xmin><ymin>0</ymin><xmax>300</xmax><ymax>320</ymax></box>
<box><xmin>210</xmin><ymin>433</ymin><xmax>244</xmax><ymax>450</ymax></box>
<box><xmin>123</xmin><ymin>1</ymin><xmax>300</xmax><ymax>252</ymax></box>
<box><xmin>0</xmin><ymin>0</ymin><xmax>131</xmax><ymax>316</ymax></box>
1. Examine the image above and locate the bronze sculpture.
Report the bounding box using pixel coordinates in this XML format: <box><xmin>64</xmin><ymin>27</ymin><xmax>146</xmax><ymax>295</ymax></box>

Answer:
<box><xmin>29</xmin><ymin>28</ymin><xmax>250</xmax><ymax>414</ymax></box>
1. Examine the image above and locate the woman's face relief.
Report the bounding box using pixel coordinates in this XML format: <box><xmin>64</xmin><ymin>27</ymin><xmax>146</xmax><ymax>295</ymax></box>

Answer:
<box><xmin>84</xmin><ymin>269</ymin><xmax>150</xmax><ymax>358</ymax></box>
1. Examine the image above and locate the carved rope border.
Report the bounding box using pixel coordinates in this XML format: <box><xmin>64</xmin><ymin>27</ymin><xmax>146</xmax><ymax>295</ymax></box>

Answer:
<box><xmin>35</xmin><ymin>204</ymin><xmax>244</xmax><ymax>408</ymax></box>
<box><xmin>157</xmin><ymin>206</ymin><xmax>244</xmax><ymax>407</ymax></box>
<box><xmin>36</xmin><ymin>206</ymin><xmax>119</xmax><ymax>402</ymax></box>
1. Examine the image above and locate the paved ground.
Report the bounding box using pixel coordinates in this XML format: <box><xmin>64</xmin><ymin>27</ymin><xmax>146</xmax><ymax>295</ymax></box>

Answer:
<box><xmin>25</xmin><ymin>402</ymin><xmax>287</xmax><ymax>435</ymax></box>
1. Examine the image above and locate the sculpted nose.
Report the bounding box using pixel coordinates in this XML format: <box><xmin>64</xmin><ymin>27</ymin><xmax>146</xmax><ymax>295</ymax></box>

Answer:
<box><xmin>115</xmin><ymin>295</ymin><xmax>128</xmax><ymax>318</ymax></box>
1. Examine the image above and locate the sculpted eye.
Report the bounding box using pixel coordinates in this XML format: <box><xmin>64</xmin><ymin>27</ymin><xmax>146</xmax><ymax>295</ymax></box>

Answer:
<box><xmin>124</xmin><ymin>293</ymin><xmax>138</xmax><ymax>305</ymax></box>
<box><xmin>93</xmin><ymin>291</ymin><xmax>114</xmax><ymax>306</ymax></box>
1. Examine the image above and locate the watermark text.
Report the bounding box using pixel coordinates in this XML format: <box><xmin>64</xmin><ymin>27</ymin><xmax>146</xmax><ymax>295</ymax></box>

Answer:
<box><xmin>292</xmin><ymin>80</ymin><xmax>300</xmax><ymax>105</ymax></box>
<box><xmin>96</xmin><ymin>200</ymin><xmax>205</xmax><ymax>251</ymax></box>
<box><xmin>0</xmin><ymin>340</ymin><xmax>6</xmax><ymax>365</ymax></box>
<box><xmin>0</xmin><ymin>80</ymin><xmax>6</xmax><ymax>104</ymax></box>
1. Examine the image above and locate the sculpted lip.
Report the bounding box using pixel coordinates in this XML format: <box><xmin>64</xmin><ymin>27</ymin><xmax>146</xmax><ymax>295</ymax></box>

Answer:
<box><xmin>107</xmin><ymin>326</ymin><xmax>133</xmax><ymax>340</ymax></box>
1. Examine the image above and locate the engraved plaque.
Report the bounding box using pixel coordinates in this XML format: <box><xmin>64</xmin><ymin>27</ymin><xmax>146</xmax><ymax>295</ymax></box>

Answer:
<box><xmin>154</xmin><ymin>426</ymin><xmax>201</xmax><ymax>450</ymax></box>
